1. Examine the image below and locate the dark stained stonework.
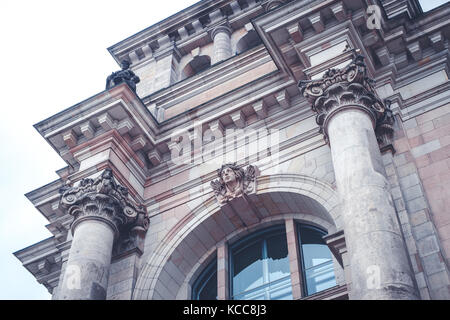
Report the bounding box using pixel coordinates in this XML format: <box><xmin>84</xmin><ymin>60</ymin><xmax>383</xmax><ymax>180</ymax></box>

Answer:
<box><xmin>106</xmin><ymin>60</ymin><xmax>140</xmax><ymax>92</ymax></box>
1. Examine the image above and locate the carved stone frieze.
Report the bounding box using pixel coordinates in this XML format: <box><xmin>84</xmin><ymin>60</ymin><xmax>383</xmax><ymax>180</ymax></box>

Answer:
<box><xmin>60</xmin><ymin>168</ymin><xmax>149</xmax><ymax>239</ymax></box>
<box><xmin>211</xmin><ymin>164</ymin><xmax>258</xmax><ymax>205</ymax></box>
<box><xmin>298</xmin><ymin>52</ymin><xmax>395</xmax><ymax>144</ymax></box>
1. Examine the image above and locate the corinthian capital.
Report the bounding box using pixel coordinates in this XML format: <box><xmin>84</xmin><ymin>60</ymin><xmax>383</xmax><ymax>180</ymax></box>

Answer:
<box><xmin>298</xmin><ymin>53</ymin><xmax>394</xmax><ymax>144</ymax></box>
<box><xmin>60</xmin><ymin>169</ymin><xmax>149</xmax><ymax>239</ymax></box>
<box><xmin>210</xmin><ymin>23</ymin><xmax>232</xmax><ymax>40</ymax></box>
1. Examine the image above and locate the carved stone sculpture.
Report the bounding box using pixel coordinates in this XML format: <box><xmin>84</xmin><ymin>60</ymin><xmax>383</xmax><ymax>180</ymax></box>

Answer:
<box><xmin>60</xmin><ymin>168</ymin><xmax>149</xmax><ymax>239</ymax></box>
<box><xmin>211</xmin><ymin>163</ymin><xmax>257</xmax><ymax>205</ymax></box>
<box><xmin>375</xmin><ymin>99</ymin><xmax>396</xmax><ymax>148</ymax></box>
<box><xmin>298</xmin><ymin>52</ymin><xmax>395</xmax><ymax>145</ymax></box>
<box><xmin>105</xmin><ymin>60</ymin><xmax>140</xmax><ymax>92</ymax></box>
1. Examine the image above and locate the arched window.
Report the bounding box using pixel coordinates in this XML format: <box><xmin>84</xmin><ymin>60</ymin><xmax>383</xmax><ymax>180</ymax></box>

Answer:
<box><xmin>181</xmin><ymin>55</ymin><xmax>211</xmax><ymax>80</ymax></box>
<box><xmin>192</xmin><ymin>260</ymin><xmax>217</xmax><ymax>300</ymax></box>
<box><xmin>235</xmin><ymin>30</ymin><xmax>262</xmax><ymax>55</ymax></box>
<box><xmin>191</xmin><ymin>223</ymin><xmax>337</xmax><ymax>300</ymax></box>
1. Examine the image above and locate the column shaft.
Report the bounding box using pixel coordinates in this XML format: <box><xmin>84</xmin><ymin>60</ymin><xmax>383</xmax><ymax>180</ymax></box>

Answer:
<box><xmin>59</xmin><ymin>220</ymin><xmax>115</xmax><ymax>300</ymax></box>
<box><xmin>212</xmin><ymin>28</ymin><xmax>232</xmax><ymax>64</ymax></box>
<box><xmin>327</xmin><ymin>109</ymin><xmax>418</xmax><ymax>299</ymax></box>
<box><xmin>58</xmin><ymin>168</ymin><xmax>149</xmax><ymax>300</ymax></box>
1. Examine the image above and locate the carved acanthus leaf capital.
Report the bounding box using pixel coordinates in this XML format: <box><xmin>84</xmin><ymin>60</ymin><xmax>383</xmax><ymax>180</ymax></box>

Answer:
<box><xmin>211</xmin><ymin>164</ymin><xmax>258</xmax><ymax>205</ymax></box>
<box><xmin>298</xmin><ymin>53</ymin><xmax>394</xmax><ymax>144</ymax></box>
<box><xmin>60</xmin><ymin>168</ymin><xmax>149</xmax><ymax>239</ymax></box>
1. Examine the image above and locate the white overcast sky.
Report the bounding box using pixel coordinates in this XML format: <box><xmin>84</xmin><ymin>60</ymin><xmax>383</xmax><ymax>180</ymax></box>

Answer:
<box><xmin>0</xmin><ymin>0</ymin><xmax>447</xmax><ymax>300</ymax></box>
<box><xmin>0</xmin><ymin>0</ymin><xmax>198</xmax><ymax>300</ymax></box>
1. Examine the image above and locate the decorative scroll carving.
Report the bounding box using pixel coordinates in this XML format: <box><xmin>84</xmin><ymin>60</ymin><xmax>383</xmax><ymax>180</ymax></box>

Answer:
<box><xmin>298</xmin><ymin>52</ymin><xmax>395</xmax><ymax>144</ymax></box>
<box><xmin>105</xmin><ymin>60</ymin><xmax>140</xmax><ymax>92</ymax></box>
<box><xmin>211</xmin><ymin>164</ymin><xmax>257</xmax><ymax>205</ymax></box>
<box><xmin>60</xmin><ymin>168</ymin><xmax>149</xmax><ymax>239</ymax></box>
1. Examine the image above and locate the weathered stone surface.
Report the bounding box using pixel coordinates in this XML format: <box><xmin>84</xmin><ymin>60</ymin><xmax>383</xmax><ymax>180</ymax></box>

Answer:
<box><xmin>57</xmin><ymin>169</ymin><xmax>148</xmax><ymax>300</ymax></box>
<box><xmin>327</xmin><ymin>110</ymin><xmax>418</xmax><ymax>299</ymax></box>
<box><xmin>59</xmin><ymin>221</ymin><xmax>114</xmax><ymax>300</ymax></box>
<box><xmin>211</xmin><ymin>24</ymin><xmax>232</xmax><ymax>64</ymax></box>
<box><xmin>300</xmin><ymin>53</ymin><xmax>419</xmax><ymax>300</ymax></box>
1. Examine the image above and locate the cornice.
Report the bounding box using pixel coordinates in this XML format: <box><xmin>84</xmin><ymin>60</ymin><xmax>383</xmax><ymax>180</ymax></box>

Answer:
<box><xmin>34</xmin><ymin>84</ymin><xmax>158</xmax><ymax>142</ymax></box>
<box><xmin>14</xmin><ymin>236</ymin><xmax>63</xmax><ymax>293</ymax></box>
<box><xmin>107</xmin><ymin>0</ymin><xmax>265</xmax><ymax>67</ymax></box>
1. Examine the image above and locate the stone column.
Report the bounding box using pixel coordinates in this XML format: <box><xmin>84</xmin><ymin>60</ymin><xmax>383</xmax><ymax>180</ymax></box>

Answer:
<box><xmin>58</xmin><ymin>169</ymin><xmax>149</xmax><ymax>300</ymax></box>
<box><xmin>299</xmin><ymin>54</ymin><xmax>418</xmax><ymax>300</ymax></box>
<box><xmin>211</xmin><ymin>24</ymin><xmax>232</xmax><ymax>64</ymax></box>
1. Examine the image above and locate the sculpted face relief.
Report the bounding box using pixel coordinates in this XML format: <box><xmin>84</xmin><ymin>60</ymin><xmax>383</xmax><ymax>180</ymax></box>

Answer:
<box><xmin>211</xmin><ymin>164</ymin><xmax>257</xmax><ymax>205</ymax></box>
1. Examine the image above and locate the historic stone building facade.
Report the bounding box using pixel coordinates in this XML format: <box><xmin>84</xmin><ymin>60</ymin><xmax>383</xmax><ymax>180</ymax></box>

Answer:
<box><xmin>15</xmin><ymin>0</ymin><xmax>450</xmax><ymax>300</ymax></box>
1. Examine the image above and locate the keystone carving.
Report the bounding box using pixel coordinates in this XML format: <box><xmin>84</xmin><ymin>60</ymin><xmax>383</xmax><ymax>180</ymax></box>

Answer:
<box><xmin>60</xmin><ymin>168</ymin><xmax>149</xmax><ymax>239</ymax></box>
<box><xmin>211</xmin><ymin>164</ymin><xmax>258</xmax><ymax>205</ymax></box>
<box><xmin>298</xmin><ymin>52</ymin><xmax>394</xmax><ymax>144</ymax></box>
<box><xmin>106</xmin><ymin>60</ymin><xmax>140</xmax><ymax>92</ymax></box>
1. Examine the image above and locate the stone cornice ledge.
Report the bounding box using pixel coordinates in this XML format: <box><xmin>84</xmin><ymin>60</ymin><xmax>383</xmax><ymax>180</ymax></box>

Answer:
<box><xmin>108</xmin><ymin>0</ymin><xmax>228</xmax><ymax>61</ymax></box>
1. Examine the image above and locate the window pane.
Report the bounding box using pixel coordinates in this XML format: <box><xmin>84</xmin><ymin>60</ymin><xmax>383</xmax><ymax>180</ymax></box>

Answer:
<box><xmin>231</xmin><ymin>226</ymin><xmax>293</xmax><ymax>300</ymax></box>
<box><xmin>198</xmin><ymin>271</ymin><xmax>217</xmax><ymax>300</ymax></box>
<box><xmin>300</xmin><ymin>226</ymin><xmax>333</xmax><ymax>269</ymax></box>
<box><xmin>268</xmin><ymin>277</ymin><xmax>293</xmax><ymax>300</ymax></box>
<box><xmin>193</xmin><ymin>261</ymin><xmax>217</xmax><ymax>300</ymax></box>
<box><xmin>266</xmin><ymin>233</ymin><xmax>290</xmax><ymax>282</ymax></box>
<box><xmin>233</xmin><ymin>241</ymin><xmax>264</xmax><ymax>295</ymax></box>
<box><xmin>234</xmin><ymin>287</ymin><xmax>266</xmax><ymax>300</ymax></box>
<box><xmin>299</xmin><ymin>225</ymin><xmax>337</xmax><ymax>295</ymax></box>
<box><xmin>302</xmin><ymin>244</ymin><xmax>333</xmax><ymax>269</ymax></box>
<box><xmin>305</xmin><ymin>261</ymin><xmax>336</xmax><ymax>295</ymax></box>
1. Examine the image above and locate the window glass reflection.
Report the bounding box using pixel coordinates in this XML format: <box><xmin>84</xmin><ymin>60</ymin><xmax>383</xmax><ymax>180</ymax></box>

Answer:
<box><xmin>299</xmin><ymin>225</ymin><xmax>336</xmax><ymax>295</ymax></box>
<box><xmin>266</xmin><ymin>233</ymin><xmax>290</xmax><ymax>282</ymax></box>
<box><xmin>193</xmin><ymin>223</ymin><xmax>338</xmax><ymax>300</ymax></box>
<box><xmin>231</xmin><ymin>226</ymin><xmax>292</xmax><ymax>300</ymax></box>
<box><xmin>233</xmin><ymin>241</ymin><xmax>264</xmax><ymax>294</ymax></box>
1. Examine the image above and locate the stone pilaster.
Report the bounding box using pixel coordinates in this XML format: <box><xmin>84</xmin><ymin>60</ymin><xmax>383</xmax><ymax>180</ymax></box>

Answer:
<box><xmin>211</xmin><ymin>24</ymin><xmax>233</xmax><ymax>64</ymax></box>
<box><xmin>57</xmin><ymin>169</ymin><xmax>149</xmax><ymax>300</ymax></box>
<box><xmin>299</xmin><ymin>53</ymin><xmax>419</xmax><ymax>300</ymax></box>
<box><xmin>153</xmin><ymin>42</ymin><xmax>182</xmax><ymax>92</ymax></box>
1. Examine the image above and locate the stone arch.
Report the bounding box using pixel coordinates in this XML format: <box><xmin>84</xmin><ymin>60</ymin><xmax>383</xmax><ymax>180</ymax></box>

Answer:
<box><xmin>180</xmin><ymin>55</ymin><xmax>211</xmax><ymax>80</ymax></box>
<box><xmin>235</xmin><ymin>30</ymin><xmax>262</xmax><ymax>55</ymax></box>
<box><xmin>132</xmin><ymin>174</ymin><xmax>341</xmax><ymax>300</ymax></box>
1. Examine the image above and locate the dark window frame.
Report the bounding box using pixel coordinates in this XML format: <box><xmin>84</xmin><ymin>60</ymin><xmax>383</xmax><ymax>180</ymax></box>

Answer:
<box><xmin>191</xmin><ymin>259</ymin><xmax>217</xmax><ymax>300</ymax></box>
